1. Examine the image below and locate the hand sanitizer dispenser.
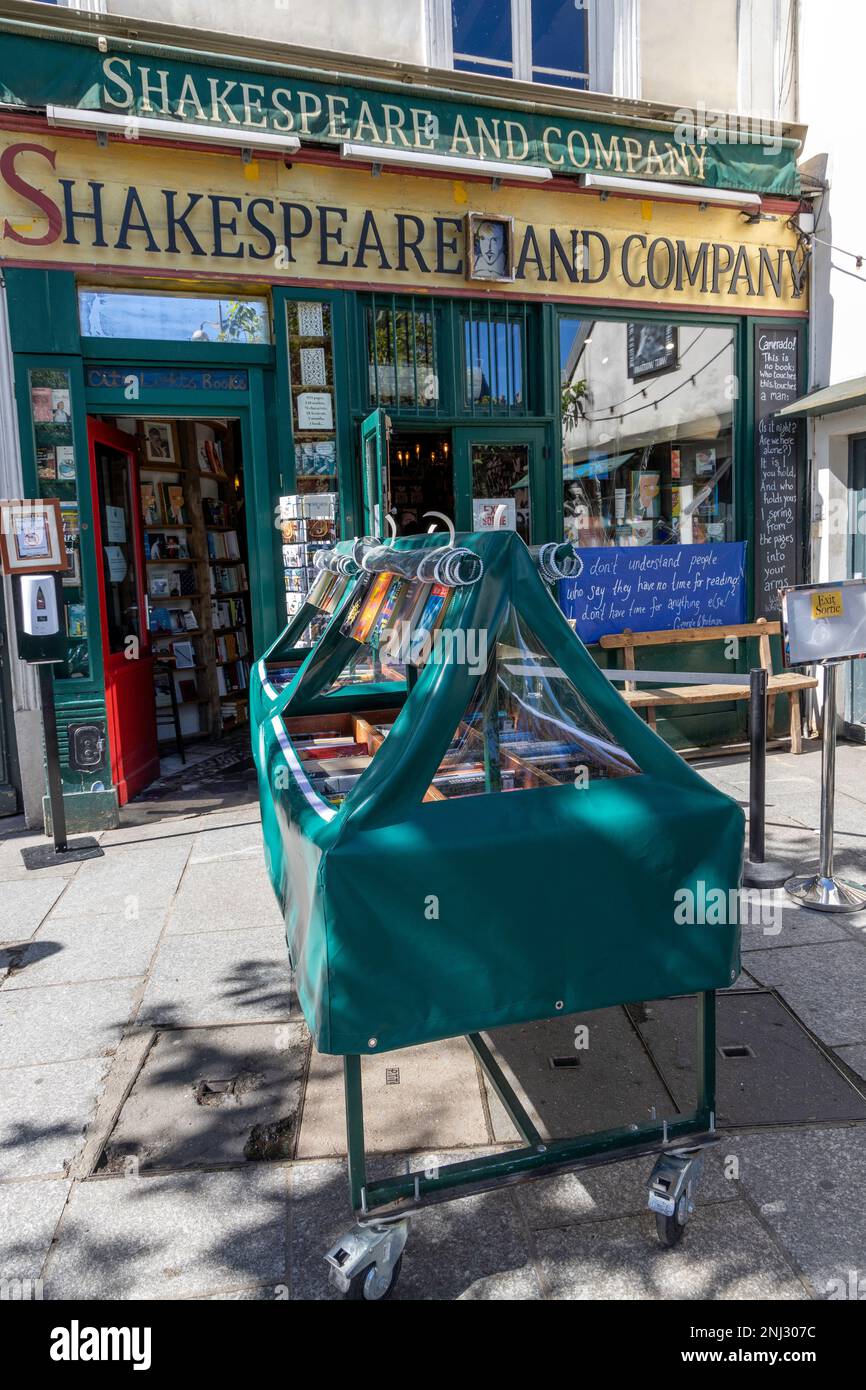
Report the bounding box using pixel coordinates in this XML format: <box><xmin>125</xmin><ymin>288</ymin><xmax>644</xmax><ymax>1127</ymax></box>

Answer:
<box><xmin>20</xmin><ymin>574</ymin><xmax>60</xmax><ymax>636</ymax></box>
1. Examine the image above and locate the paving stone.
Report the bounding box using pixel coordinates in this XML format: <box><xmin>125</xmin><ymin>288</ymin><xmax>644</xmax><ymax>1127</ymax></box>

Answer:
<box><xmin>296</xmin><ymin>1036</ymin><xmax>490</xmax><ymax>1158</ymax></box>
<box><xmin>742</xmin><ymin>940</ymin><xmax>866</xmax><ymax>1047</ymax></box>
<box><xmin>45</xmin><ymin>1166</ymin><xmax>290</xmax><ymax>1300</ymax></box>
<box><xmin>101</xmin><ymin>1022</ymin><xmax>310</xmax><ymax>1172</ymax></box>
<box><xmin>138</xmin><ymin>927</ymin><xmax>293</xmax><ymax>1027</ymax></box>
<box><xmin>167</xmin><ymin>856</ymin><xmax>283</xmax><ymax>933</ymax></box>
<box><xmin>0</xmin><ymin>1179</ymin><xmax>71</xmax><ymax>1284</ymax></box>
<box><xmin>514</xmin><ymin>1147</ymin><xmax>736</xmax><ymax>1231</ymax></box>
<box><xmin>629</xmin><ymin>991</ymin><xmax>866</xmax><ymax>1126</ymax></box>
<box><xmin>3</xmin><ymin>913</ymin><xmax>166</xmax><ymax>989</ymax></box>
<box><xmin>730</xmin><ymin>1126</ymin><xmax>866</xmax><ymax>1298</ymax></box>
<box><xmin>534</xmin><ymin>1200</ymin><xmax>806</xmax><ymax>1300</ymax></box>
<box><xmin>187</xmin><ymin>822</ymin><xmax>267</xmax><ymax>862</ymax></box>
<box><xmin>49</xmin><ymin>841</ymin><xmax>192</xmax><ymax>920</ymax></box>
<box><xmin>481</xmin><ymin>1008</ymin><xmax>673</xmax><ymax>1143</ymax></box>
<box><xmin>0</xmin><ymin>1057</ymin><xmax>110</xmax><ymax>1180</ymax></box>
<box><xmin>290</xmin><ymin>1154</ymin><xmax>542</xmax><ymax>1300</ymax></box>
<box><xmin>0</xmin><ymin>978</ymin><xmax>139</xmax><ymax>1067</ymax></box>
<box><xmin>738</xmin><ymin>897</ymin><xmax>854</xmax><ymax>952</ymax></box>
<box><xmin>0</xmin><ymin>877</ymin><xmax>68</xmax><ymax>944</ymax></box>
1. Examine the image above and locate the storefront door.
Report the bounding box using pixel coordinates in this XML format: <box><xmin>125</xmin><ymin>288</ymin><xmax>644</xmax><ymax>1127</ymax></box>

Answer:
<box><xmin>88</xmin><ymin>419</ymin><xmax>159</xmax><ymax>803</ymax></box>
<box><xmin>360</xmin><ymin>407</ymin><xmax>391</xmax><ymax>537</ymax></box>
<box><xmin>453</xmin><ymin>427</ymin><xmax>548</xmax><ymax>543</ymax></box>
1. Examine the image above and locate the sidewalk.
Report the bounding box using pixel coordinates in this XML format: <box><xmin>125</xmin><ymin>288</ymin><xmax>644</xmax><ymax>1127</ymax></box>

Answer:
<box><xmin>1</xmin><ymin>740</ymin><xmax>865</xmax><ymax>1300</ymax></box>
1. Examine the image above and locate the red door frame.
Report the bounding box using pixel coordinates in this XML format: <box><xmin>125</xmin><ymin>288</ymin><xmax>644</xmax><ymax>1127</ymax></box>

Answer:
<box><xmin>87</xmin><ymin>418</ymin><xmax>159</xmax><ymax>803</ymax></box>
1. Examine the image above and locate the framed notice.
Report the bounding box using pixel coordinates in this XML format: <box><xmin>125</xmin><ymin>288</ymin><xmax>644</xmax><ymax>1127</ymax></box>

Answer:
<box><xmin>627</xmin><ymin>323</ymin><xmax>679</xmax><ymax>381</ymax></box>
<box><xmin>782</xmin><ymin>580</ymin><xmax>866</xmax><ymax>667</ymax></box>
<box><xmin>466</xmin><ymin>213</ymin><xmax>515</xmax><ymax>283</ymax></box>
<box><xmin>0</xmin><ymin>498</ymin><xmax>66</xmax><ymax>574</ymax></box>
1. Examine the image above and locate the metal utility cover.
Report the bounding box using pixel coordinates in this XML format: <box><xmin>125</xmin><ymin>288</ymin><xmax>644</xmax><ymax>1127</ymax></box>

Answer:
<box><xmin>481</xmin><ymin>1008</ymin><xmax>673</xmax><ymax>1142</ymax></box>
<box><xmin>99</xmin><ymin>1022</ymin><xmax>310</xmax><ymax>1173</ymax></box>
<box><xmin>628</xmin><ymin>992</ymin><xmax>866</xmax><ymax>1127</ymax></box>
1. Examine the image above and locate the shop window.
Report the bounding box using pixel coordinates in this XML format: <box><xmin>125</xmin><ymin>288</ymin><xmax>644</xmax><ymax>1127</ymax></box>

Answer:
<box><xmin>463</xmin><ymin>307</ymin><xmax>526</xmax><ymax>412</ymax></box>
<box><xmin>27</xmin><ymin>367</ymin><xmax>88</xmax><ymax>680</ymax></box>
<box><xmin>78</xmin><ymin>289</ymin><xmax>270</xmax><ymax>343</ymax></box>
<box><xmin>285</xmin><ymin>301</ymin><xmax>339</xmax><ymax>496</ymax></box>
<box><xmin>558</xmin><ymin>318</ymin><xmax>736</xmax><ymax>549</ymax></box>
<box><xmin>425</xmin><ymin>604</ymin><xmax>639</xmax><ymax>799</ymax></box>
<box><xmin>435</xmin><ymin>0</ymin><xmax>592</xmax><ymax>90</ymax></box>
<box><xmin>365</xmin><ymin>297</ymin><xmax>439</xmax><ymax>412</ymax></box>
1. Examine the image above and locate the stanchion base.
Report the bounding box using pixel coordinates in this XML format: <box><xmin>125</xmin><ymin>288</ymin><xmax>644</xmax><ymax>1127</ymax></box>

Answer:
<box><xmin>21</xmin><ymin>837</ymin><xmax>104</xmax><ymax>871</ymax></box>
<box><xmin>785</xmin><ymin>873</ymin><xmax>866</xmax><ymax>913</ymax></box>
<box><xmin>742</xmin><ymin>859</ymin><xmax>790</xmax><ymax>889</ymax></box>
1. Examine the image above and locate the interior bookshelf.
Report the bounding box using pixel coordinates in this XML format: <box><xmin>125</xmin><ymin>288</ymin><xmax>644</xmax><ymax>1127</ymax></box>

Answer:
<box><xmin>137</xmin><ymin>417</ymin><xmax>251</xmax><ymax>746</ymax></box>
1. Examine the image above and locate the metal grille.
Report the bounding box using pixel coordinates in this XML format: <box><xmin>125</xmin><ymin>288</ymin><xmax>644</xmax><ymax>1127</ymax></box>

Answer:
<box><xmin>365</xmin><ymin>295</ymin><xmax>439</xmax><ymax>415</ymax></box>
<box><xmin>463</xmin><ymin>301</ymin><xmax>528</xmax><ymax>418</ymax></box>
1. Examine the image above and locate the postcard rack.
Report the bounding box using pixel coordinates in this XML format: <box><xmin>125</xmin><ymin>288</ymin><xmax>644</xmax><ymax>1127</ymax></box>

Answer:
<box><xmin>251</xmin><ymin>530</ymin><xmax>743</xmax><ymax>1299</ymax></box>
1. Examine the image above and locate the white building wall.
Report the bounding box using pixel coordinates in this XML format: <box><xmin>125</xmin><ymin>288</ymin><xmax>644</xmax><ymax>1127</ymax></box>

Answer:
<box><xmin>102</xmin><ymin>0</ymin><xmax>428</xmax><ymax>66</ymax></box>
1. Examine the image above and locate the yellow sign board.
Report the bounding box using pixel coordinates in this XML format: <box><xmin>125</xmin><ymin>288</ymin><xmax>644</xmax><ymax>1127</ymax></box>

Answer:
<box><xmin>0</xmin><ymin>130</ymin><xmax>807</xmax><ymax>312</ymax></box>
<box><xmin>811</xmin><ymin>590</ymin><xmax>844</xmax><ymax>620</ymax></box>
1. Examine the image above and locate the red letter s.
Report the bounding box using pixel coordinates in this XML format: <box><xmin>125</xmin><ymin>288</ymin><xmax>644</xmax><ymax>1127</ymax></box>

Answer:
<box><xmin>1</xmin><ymin>142</ymin><xmax>62</xmax><ymax>245</ymax></box>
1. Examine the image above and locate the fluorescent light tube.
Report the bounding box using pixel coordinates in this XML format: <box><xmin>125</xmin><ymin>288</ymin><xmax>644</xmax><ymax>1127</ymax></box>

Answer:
<box><xmin>580</xmin><ymin>171</ymin><xmax>761</xmax><ymax>209</ymax></box>
<box><xmin>46</xmin><ymin>105</ymin><xmax>301</xmax><ymax>154</ymax></box>
<box><xmin>340</xmin><ymin>141</ymin><xmax>552</xmax><ymax>182</ymax></box>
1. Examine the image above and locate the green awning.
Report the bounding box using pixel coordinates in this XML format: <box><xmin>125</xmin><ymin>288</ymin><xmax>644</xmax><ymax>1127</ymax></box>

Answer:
<box><xmin>777</xmin><ymin>376</ymin><xmax>866</xmax><ymax>419</ymax></box>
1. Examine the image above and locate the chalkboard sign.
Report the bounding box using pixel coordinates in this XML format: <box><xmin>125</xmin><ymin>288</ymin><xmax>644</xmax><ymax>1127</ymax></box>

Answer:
<box><xmin>558</xmin><ymin>542</ymin><xmax>746</xmax><ymax>645</ymax></box>
<box><xmin>754</xmin><ymin>324</ymin><xmax>803</xmax><ymax>618</ymax></box>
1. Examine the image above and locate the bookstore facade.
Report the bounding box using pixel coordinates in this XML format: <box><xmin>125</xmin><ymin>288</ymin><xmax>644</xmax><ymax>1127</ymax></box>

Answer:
<box><xmin>0</xmin><ymin>14</ymin><xmax>810</xmax><ymax>828</ymax></box>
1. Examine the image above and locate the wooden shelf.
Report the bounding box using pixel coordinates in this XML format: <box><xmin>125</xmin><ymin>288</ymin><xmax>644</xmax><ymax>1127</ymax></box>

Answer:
<box><xmin>141</xmin><ymin>463</ymin><xmax>188</xmax><ymax>475</ymax></box>
<box><xmin>147</xmin><ymin>557</ymin><xmax>197</xmax><ymax>565</ymax></box>
<box><xmin>211</xmin><ymin>589</ymin><xmax>248</xmax><ymax>598</ymax></box>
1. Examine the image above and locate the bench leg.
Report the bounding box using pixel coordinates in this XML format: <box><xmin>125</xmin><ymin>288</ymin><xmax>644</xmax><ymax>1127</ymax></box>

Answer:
<box><xmin>767</xmin><ymin>693</ymin><xmax>777</xmax><ymax>741</ymax></box>
<box><xmin>789</xmin><ymin>691</ymin><xmax>803</xmax><ymax>754</ymax></box>
<box><xmin>646</xmin><ymin>708</ymin><xmax>658</xmax><ymax>733</ymax></box>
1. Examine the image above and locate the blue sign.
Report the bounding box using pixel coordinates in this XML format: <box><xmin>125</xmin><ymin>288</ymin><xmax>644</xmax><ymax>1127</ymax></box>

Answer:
<box><xmin>86</xmin><ymin>367</ymin><xmax>249</xmax><ymax>392</ymax></box>
<box><xmin>559</xmin><ymin>542</ymin><xmax>747</xmax><ymax>645</ymax></box>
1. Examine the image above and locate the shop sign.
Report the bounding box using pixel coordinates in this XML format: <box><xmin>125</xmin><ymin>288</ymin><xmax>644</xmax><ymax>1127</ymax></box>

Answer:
<box><xmin>85</xmin><ymin>366</ymin><xmax>250</xmax><ymax>392</ymax></box>
<box><xmin>0</xmin><ymin>28</ymin><xmax>799</xmax><ymax>196</ymax></box>
<box><xmin>0</xmin><ymin>134</ymin><xmax>808</xmax><ymax>314</ymax></box>
<box><xmin>559</xmin><ymin>540</ymin><xmax>747</xmax><ymax>644</ymax></box>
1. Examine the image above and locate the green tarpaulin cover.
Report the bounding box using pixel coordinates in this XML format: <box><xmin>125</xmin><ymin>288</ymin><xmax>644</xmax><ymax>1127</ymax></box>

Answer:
<box><xmin>252</xmin><ymin>532</ymin><xmax>743</xmax><ymax>1055</ymax></box>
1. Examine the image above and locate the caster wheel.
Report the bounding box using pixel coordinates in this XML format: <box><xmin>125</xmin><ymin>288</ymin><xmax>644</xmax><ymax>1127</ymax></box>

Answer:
<box><xmin>344</xmin><ymin>1254</ymin><xmax>402</xmax><ymax>1301</ymax></box>
<box><xmin>655</xmin><ymin>1195</ymin><xmax>688</xmax><ymax>1248</ymax></box>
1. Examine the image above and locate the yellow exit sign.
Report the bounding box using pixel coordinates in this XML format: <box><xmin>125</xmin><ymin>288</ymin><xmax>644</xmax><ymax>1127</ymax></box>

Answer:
<box><xmin>811</xmin><ymin>589</ymin><xmax>844</xmax><ymax>619</ymax></box>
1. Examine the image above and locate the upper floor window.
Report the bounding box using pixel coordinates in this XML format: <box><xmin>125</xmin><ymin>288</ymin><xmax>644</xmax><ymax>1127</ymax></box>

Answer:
<box><xmin>443</xmin><ymin>0</ymin><xmax>591</xmax><ymax>90</ymax></box>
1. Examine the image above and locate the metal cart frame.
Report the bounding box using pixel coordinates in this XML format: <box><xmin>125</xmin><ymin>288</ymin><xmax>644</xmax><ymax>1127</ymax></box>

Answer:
<box><xmin>326</xmin><ymin>989</ymin><xmax>717</xmax><ymax>1298</ymax></box>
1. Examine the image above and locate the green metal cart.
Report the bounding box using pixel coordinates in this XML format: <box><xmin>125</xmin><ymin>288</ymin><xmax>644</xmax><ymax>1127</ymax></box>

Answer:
<box><xmin>251</xmin><ymin>531</ymin><xmax>743</xmax><ymax>1299</ymax></box>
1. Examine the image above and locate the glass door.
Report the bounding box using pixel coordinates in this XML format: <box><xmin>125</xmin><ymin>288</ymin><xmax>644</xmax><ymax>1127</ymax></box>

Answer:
<box><xmin>360</xmin><ymin>407</ymin><xmax>392</xmax><ymax>538</ymax></box>
<box><xmin>88</xmin><ymin>419</ymin><xmax>159</xmax><ymax>802</ymax></box>
<box><xmin>453</xmin><ymin>427</ymin><xmax>548</xmax><ymax>543</ymax></box>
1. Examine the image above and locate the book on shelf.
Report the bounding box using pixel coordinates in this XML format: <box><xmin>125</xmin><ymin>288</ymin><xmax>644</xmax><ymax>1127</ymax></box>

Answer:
<box><xmin>206</xmin><ymin>529</ymin><xmax>240</xmax><ymax>560</ymax></box>
<box><xmin>202</xmin><ymin>497</ymin><xmax>229</xmax><ymax>528</ymax></box>
<box><xmin>145</xmin><ymin>531</ymin><xmax>189</xmax><ymax>560</ymax></box>
<box><xmin>140</xmin><ymin>483</ymin><xmax>162</xmax><ymax>527</ymax></box>
<box><xmin>216</xmin><ymin>659</ymin><xmax>249</xmax><ymax>695</ymax></box>
<box><xmin>160</xmin><ymin>484</ymin><xmax>188</xmax><ymax>526</ymax></box>
<box><xmin>215</xmin><ymin>630</ymin><xmax>249</xmax><ymax>662</ymax></box>
<box><xmin>211</xmin><ymin>596</ymin><xmax>247</xmax><ymax>629</ymax></box>
<box><xmin>149</xmin><ymin>606</ymin><xmax>173</xmax><ymax>633</ymax></box>
<box><xmin>172</xmin><ymin>639</ymin><xmax>196</xmax><ymax>668</ymax></box>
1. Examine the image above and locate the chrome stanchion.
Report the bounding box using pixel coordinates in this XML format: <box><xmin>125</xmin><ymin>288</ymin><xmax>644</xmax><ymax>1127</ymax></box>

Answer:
<box><xmin>785</xmin><ymin>661</ymin><xmax>866</xmax><ymax>911</ymax></box>
<box><xmin>742</xmin><ymin>667</ymin><xmax>789</xmax><ymax>888</ymax></box>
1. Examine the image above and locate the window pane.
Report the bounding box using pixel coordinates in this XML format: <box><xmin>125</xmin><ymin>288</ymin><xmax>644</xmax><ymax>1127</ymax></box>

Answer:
<box><xmin>559</xmin><ymin>319</ymin><xmax>736</xmax><ymax>549</ymax></box>
<box><xmin>471</xmin><ymin>443</ymin><xmax>531</xmax><ymax>542</ymax></box>
<box><xmin>79</xmin><ymin>290</ymin><xmax>270</xmax><ymax>343</ymax></box>
<box><xmin>366</xmin><ymin>300</ymin><xmax>438</xmax><ymax>411</ymax></box>
<box><xmin>532</xmin><ymin>0</ymin><xmax>589</xmax><ymax>87</ymax></box>
<box><xmin>464</xmin><ymin>315</ymin><xmax>524</xmax><ymax>407</ymax></box>
<box><xmin>453</xmin><ymin>0</ymin><xmax>513</xmax><ymax>71</ymax></box>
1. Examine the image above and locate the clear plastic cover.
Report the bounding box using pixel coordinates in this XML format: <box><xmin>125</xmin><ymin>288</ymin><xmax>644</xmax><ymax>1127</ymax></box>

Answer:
<box><xmin>426</xmin><ymin>605</ymin><xmax>640</xmax><ymax>800</ymax></box>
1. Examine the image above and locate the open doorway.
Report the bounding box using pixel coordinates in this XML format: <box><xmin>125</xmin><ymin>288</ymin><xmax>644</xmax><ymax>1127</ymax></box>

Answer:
<box><xmin>388</xmin><ymin>429</ymin><xmax>454</xmax><ymax>535</ymax></box>
<box><xmin>88</xmin><ymin>414</ymin><xmax>252</xmax><ymax>803</ymax></box>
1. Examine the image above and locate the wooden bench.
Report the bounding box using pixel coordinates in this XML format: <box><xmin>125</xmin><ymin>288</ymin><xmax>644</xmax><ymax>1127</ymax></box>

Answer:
<box><xmin>598</xmin><ymin>619</ymin><xmax>817</xmax><ymax>754</ymax></box>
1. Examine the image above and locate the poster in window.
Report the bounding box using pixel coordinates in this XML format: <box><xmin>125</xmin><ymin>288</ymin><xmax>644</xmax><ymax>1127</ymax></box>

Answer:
<box><xmin>626</xmin><ymin>323</ymin><xmax>679</xmax><ymax>381</ymax></box>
